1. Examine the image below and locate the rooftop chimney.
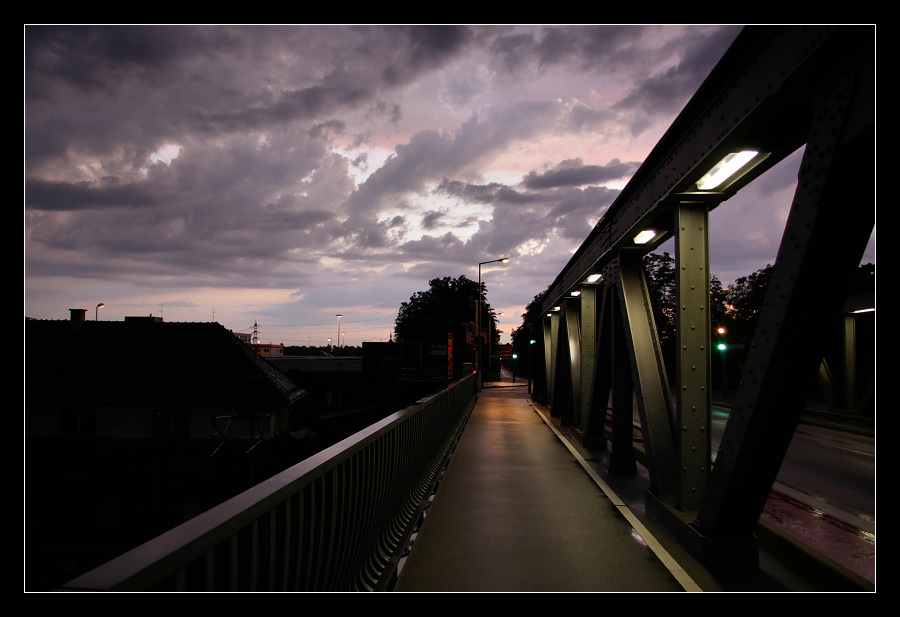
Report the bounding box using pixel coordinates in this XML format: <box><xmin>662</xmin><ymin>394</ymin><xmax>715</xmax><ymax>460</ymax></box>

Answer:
<box><xmin>69</xmin><ymin>308</ymin><xmax>87</xmax><ymax>323</ymax></box>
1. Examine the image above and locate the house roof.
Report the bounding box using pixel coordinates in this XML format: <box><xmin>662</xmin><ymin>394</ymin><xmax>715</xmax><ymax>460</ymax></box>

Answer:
<box><xmin>25</xmin><ymin>319</ymin><xmax>306</xmax><ymax>410</ymax></box>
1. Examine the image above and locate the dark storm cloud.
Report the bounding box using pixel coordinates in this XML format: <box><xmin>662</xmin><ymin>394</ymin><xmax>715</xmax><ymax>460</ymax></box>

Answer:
<box><xmin>25</xmin><ymin>25</ymin><xmax>245</xmax><ymax>98</ymax></box>
<box><xmin>431</xmin><ymin>169</ymin><xmax>620</xmax><ymax>258</ymax></box>
<box><xmin>25</xmin><ymin>178</ymin><xmax>158</xmax><ymax>211</ymax></box>
<box><xmin>434</xmin><ymin>179</ymin><xmax>545</xmax><ymax>206</ymax></box>
<box><xmin>614</xmin><ymin>25</ymin><xmax>743</xmax><ymax>117</ymax></box>
<box><xmin>25</xmin><ymin>25</ymin><xmax>478</xmax><ymax>173</ymax></box>
<box><xmin>339</xmin><ymin>100</ymin><xmax>563</xmax><ymax>233</ymax></box>
<box><xmin>379</xmin><ymin>25</ymin><xmax>474</xmax><ymax>84</ymax></box>
<box><xmin>489</xmin><ymin>25</ymin><xmax>649</xmax><ymax>74</ymax></box>
<box><xmin>522</xmin><ymin>158</ymin><xmax>640</xmax><ymax>189</ymax></box>
<box><xmin>24</xmin><ymin>24</ymin><xmax>768</xmax><ymax>333</ymax></box>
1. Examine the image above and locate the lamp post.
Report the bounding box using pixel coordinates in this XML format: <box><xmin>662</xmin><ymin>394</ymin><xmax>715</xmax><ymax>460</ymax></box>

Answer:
<box><xmin>95</xmin><ymin>303</ymin><xmax>105</xmax><ymax>321</ymax></box>
<box><xmin>336</xmin><ymin>314</ymin><xmax>342</xmax><ymax>350</ymax></box>
<box><xmin>476</xmin><ymin>258</ymin><xmax>509</xmax><ymax>389</ymax></box>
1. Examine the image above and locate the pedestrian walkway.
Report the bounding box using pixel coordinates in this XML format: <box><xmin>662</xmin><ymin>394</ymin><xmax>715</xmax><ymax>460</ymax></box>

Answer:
<box><xmin>393</xmin><ymin>383</ymin><xmax>697</xmax><ymax>592</ymax></box>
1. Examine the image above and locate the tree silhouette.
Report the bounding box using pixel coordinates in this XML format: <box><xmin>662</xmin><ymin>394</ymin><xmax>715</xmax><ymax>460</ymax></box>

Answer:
<box><xmin>395</xmin><ymin>275</ymin><xmax>500</xmax><ymax>368</ymax></box>
<box><xmin>725</xmin><ymin>263</ymin><xmax>774</xmax><ymax>345</ymax></box>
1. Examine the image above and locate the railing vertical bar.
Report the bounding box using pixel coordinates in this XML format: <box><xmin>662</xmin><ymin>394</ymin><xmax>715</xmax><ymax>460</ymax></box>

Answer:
<box><xmin>230</xmin><ymin>534</ymin><xmax>239</xmax><ymax>591</ymax></box>
<box><xmin>250</xmin><ymin>518</ymin><xmax>259</xmax><ymax>591</ymax></box>
<box><xmin>267</xmin><ymin>509</ymin><xmax>277</xmax><ymax>591</ymax></box>
<box><xmin>299</xmin><ymin>485</ymin><xmax>312</xmax><ymax>591</ymax></box>
<box><xmin>205</xmin><ymin>550</ymin><xmax>214</xmax><ymax>591</ymax></box>
<box><xmin>281</xmin><ymin>495</ymin><xmax>291</xmax><ymax>591</ymax></box>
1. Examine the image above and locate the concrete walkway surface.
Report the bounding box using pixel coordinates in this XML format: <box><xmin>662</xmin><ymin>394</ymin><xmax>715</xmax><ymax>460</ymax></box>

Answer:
<box><xmin>393</xmin><ymin>385</ymin><xmax>694</xmax><ymax>592</ymax></box>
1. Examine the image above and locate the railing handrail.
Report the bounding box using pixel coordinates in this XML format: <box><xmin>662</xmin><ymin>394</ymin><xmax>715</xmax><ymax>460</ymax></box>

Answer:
<box><xmin>58</xmin><ymin>373</ymin><xmax>478</xmax><ymax>592</ymax></box>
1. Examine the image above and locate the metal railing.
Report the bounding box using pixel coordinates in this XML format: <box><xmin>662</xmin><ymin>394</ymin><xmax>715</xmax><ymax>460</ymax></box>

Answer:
<box><xmin>58</xmin><ymin>373</ymin><xmax>477</xmax><ymax>592</ymax></box>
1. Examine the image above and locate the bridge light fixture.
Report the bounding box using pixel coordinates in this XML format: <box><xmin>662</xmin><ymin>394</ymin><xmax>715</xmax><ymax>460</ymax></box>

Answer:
<box><xmin>633</xmin><ymin>229</ymin><xmax>657</xmax><ymax>245</ymax></box>
<box><xmin>697</xmin><ymin>150</ymin><xmax>759</xmax><ymax>190</ymax></box>
<box><xmin>570</xmin><ymin>290</ymin><xmax>581</xmax><ymax>296</ymax></box>
<box><xmin>585</xmin><ymin>273</ymin><xmax>602</xmax><ymax>283</ymax></box>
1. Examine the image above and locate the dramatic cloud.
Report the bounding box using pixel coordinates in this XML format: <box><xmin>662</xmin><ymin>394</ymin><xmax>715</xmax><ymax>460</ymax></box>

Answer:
<box><xmin>25</xmin><ymin>25</ymin><xmax>870</xmax><ymax>347</ymax></box>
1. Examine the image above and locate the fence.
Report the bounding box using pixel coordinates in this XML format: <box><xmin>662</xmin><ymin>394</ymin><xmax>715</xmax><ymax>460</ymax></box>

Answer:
<box><xmin>59</xmin><ymin>373</ymin><xmax>478</xmax><ymax>591</ymax></box>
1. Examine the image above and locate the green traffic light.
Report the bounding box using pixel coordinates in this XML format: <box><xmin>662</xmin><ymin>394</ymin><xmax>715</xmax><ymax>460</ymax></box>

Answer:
<box><xmin>717</xmin><ymin>343</ymin><xmax>727</xmax><ymax>351</ymax></box>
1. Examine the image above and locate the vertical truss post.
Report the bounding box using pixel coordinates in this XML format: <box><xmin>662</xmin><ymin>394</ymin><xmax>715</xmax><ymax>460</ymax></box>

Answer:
<box><xmin>563</xmin><ymin>298</ymin><xmax>582</xmax><ymax>426</ymax></box>
<box><xmin>543</xmin><ymin>314</ymin><xmax>557</xmax><ymax>409</ymax></box>
<box><xmin>843</xmin><ymin>313</ymin><xmax>857</xmax><ymax>413</ymax></box>
<box><xmin>577</xmin><ymin>285</ymin><xmax>597</xmax><ymax>431</ymax></box>
<box><xmin>674</xmin><ymin>202</ymin><xmax>712</xmax><ymax>510</ymax></box>
<box><xmin>531</xmin><ymin>321</ymin><xmax>548</xmax><ymax>404</ymax></box>
<box><xmin>575</xmin><ymin>285</ymin><xmax>607</xmax><ymax>448</ymax></box>
<box><xmin>615</xmin><ymin>252</ymin><xmax>676</xmax><ymax>498</ymax></box>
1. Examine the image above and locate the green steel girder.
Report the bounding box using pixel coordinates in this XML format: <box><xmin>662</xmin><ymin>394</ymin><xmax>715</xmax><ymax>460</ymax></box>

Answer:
<box><xmin>694</xmin><ymin>58</ymin><xmax>875</xmax><ymax>541</ymax></box>
<box><xmin>532</xmin><ymin>26</ymin><xmax>873</xmax><ymax>564</ymax></box>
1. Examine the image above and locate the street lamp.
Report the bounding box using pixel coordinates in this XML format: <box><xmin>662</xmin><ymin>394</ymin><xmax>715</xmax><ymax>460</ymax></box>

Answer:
<box><xmin>476</xmin><ymin>257</ymin><xmax>509</xmax><ymax>389</ymax></box>
<box><xmin>95</xmin><ymin>303</ymin><xmax>105</xmax><ymax>321</ymax></box>
<box><xmin>336</xmin><ymin>314</ymin><xmax>343</xmax><ymax>350</ymax></box>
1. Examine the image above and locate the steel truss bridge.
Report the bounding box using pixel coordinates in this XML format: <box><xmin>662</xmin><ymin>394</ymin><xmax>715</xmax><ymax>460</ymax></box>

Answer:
<box><xmin>531</xmin><ymin>24</ymin><xmax>874</xmax><ymax>564</ymax></box>
<box><xmin>56</xmin><ymin>25</ymin><xmax>874</xmax><ymax>591</ymax></box>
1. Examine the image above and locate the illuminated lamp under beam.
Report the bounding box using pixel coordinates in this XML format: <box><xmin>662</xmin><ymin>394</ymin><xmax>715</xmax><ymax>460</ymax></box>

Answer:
<box><xmin>633</xmin><ymin>229</ymin><xmax>657</xmax><ymax>245</ymax></box>
<box><xmin>696</xmin><ymin>151</ymin><xmax>759</xmax><ymax>190</ymax></box>
<box><xmin>571</xmin><ymin>290</ymin><xmax>581</xmax><ymax>296</ymax></box>
<box><xmin>585</xmin><ymin>273</ymin><xmax>602</xmax><ymax>283</ymax></box>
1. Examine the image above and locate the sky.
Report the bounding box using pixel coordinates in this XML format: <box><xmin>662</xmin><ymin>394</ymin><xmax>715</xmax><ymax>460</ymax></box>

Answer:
<box><xmin>24</xmin><ymin>25</ymin><xmax>875</xmax><ymax>347</ymax></box>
